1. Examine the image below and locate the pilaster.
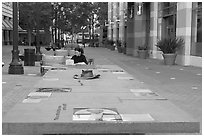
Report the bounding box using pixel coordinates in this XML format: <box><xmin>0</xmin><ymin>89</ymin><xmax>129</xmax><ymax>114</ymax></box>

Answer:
<box><xmin>176</xmin><ymin>2</ymin><xmax>192</xmax><ymax>65</ymax></box>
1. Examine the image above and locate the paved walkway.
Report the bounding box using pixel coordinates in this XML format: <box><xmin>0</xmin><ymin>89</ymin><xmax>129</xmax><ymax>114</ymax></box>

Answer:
<box><xmin>2</xmin><ymin>45</ymin><xmax>202</xmax><ymax>128</ymax></box>
<box><xmin>85</xmin><ymin>47</ymin><xmax>202</xmax><ymax>124</ymax></box>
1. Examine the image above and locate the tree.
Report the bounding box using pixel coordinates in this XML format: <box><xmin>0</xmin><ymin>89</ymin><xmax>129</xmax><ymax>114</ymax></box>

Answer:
<box><xmin>61</xmin><ymin>2</ymin><xmax>108</xmax><ymax>40</ymax></box>
<box><xmin>62</xmin><ymin>2</ymin><xmax>94</xmax><ymax>33</ymax></box>
<box><xmin>19</xmin><ymin>2</ymin><xmax>108</xmax><ymax>48</ymax></box>
<box><xmin>94</xmin><ymin>2</ymin><xmax>108</xmax><ymax>27</ymax></box>
<box><xmin>19</xmin><ymin>2</ymin><xmax>52</xmax><ymax>59</ymax></box>
<box><xmin>55</xmin><ymin>2</ymin><xmax>95</xmax><ymax>43</ymax></box>
<box><xmin>19</xmin><ymin>3</ymin><xmax>35</xmax><ymax>46</ymax></box>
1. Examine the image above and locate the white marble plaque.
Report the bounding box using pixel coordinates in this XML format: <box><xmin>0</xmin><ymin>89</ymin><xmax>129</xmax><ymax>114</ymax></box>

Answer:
<box><xmin>28</xmin><ymin>92</ymin><xmax>52</xmax><ymax>98</ymax></box>
<box><xmin>22</xmin><ymin>98</ymin><xmax>41</xmax><ymax>103</ymax></box>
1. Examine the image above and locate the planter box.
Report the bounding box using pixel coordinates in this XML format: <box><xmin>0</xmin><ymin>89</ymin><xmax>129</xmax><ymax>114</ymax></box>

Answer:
<box><xmin>117</xmin><ymin>47</ymin><xmax>123</xmax><ymax>53</ymax></box>
<box><xmin>122</xmin><ymin>47</ymin><xmax>126</xmax><ymax>54</ymax></box>
<box><xmin>110</xmin><ymin>45</ymin><xmax>115</xmax><ymax>51</ymax></box>
<box><xmin>162</xmin><ymin>53</ymin><xmax>177</xmax><ymax>65</ymax></box>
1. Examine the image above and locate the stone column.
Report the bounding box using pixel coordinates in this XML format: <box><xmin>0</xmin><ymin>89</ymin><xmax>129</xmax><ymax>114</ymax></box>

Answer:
<box><xmin>176</xmin><ymin>2</ymin><xmax>192</xmax><ymax>66</ymax></box>
<box><xmin>119</xmin><ymin>2</ymin><xmax>125</xmax><ymax>42</ymax></box>
<box><xmin>155</xmin><ymin>3</ymin><xmax>163</xmax><ymax>60</ymax></box>
<box><xmin>112</xmin><ymin>2</ymin><xmax>118</xmax><ymax>42</ymax></box>
<box><xmin>126</xmin><ymin>3</ymin><xmax>135</xmax><ymax>55</ymax></box>
<box><xmin>133</xmin><ymin>3</ymin><xmax>147</xmax><ymax>56</ymax></box>
<box><xmin>150</xmin><ymin>2</ymin><xmax>159</xmax><ymax>59</ymax></box>
<box><xmin>108</xmin><ymin>2</ymin><xmax>113</xmax><ymax>40</ymax></box>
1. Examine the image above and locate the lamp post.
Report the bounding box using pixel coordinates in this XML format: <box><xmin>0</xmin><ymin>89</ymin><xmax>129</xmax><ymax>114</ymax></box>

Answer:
<box><xmin>81</xmin><ymin>26</ymin><xmax>86</xmax><ymax>48</ymax></box>
<box><xmin>34</xmin><ymin>2</ymin><xmax>42</xmax><ymax>61</ymax></box>
<box><xmin>51</xmin><ymin>2</ymin><xmax>57</xmax><ymax>49</ymax></box>
<box><xmin>8</xmin><ymin>2</ymin><xmax>24</xmax><ymax>74</ymax></box>
<box><xmin>57</xmin><ymin>3</ymin><xmax>62</xmax><ymax>49</ymax></box>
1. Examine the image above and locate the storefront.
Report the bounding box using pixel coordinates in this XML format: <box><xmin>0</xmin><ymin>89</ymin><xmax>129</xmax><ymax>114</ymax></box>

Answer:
<box><xmin>108</xmin><ymin>2</ymin><xmax>202</xmax><ymax>67</ymax></box>
<box><xmin>154</xmin><ymin>2</ymin><xmax>202</xmax><ymax>67</ymax></box>
<box><xmin>2</xmin><ymin>2</ymin><xmax>24</xmax><ymax>45</ymax></box>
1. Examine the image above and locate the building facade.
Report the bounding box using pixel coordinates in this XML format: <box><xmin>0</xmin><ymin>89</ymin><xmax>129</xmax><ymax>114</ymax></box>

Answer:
<box><xmin>108</xmin><ymin>2</ymin><xmax>202</xmax><ymax>67</ymax></box>
<box><xmin>2</xmin><ymin>2</ymin><xmax>24</xmax><ymax>45</ymax></box>
<box><xmin>2</xmin><ymin>2</ymin><xmax>13</xmax><ymax>45</ymax></box>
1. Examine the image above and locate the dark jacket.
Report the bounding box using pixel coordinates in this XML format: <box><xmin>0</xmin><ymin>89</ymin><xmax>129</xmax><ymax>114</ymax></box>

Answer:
<box><xmin>71</xmin><ymin>55</ymin><xmax>88</xmax><ymax>65</ymax></box>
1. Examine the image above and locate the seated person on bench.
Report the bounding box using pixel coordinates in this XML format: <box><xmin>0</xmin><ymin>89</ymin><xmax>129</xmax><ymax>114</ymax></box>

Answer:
<box><xmin>71</xmin><ymin>47</ymin><xmax>88</xmax><ymax>65</ymax></box>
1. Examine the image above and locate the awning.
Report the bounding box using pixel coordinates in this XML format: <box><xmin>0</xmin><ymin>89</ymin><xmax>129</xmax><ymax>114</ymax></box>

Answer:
<box><xmin>2</xmin><ymin>19</ymin><xmax>24</xmax><ymax>32</ymax></box>
<box><xmin>2</xmin><ymin>20</ymin><xmax>12</xmax><ymax>30</ymax></box>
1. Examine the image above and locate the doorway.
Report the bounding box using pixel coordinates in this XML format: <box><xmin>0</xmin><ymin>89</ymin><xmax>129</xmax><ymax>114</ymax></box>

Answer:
<box><xmin>163</xmin><ymin>15</ymin><xmax>176</xmax><ymax>38</ymax></box>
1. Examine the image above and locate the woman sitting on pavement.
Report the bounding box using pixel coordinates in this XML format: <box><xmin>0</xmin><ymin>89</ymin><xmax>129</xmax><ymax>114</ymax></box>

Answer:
<box><xmin>71</xmin><ymin>47</ymin><xmax>88</xmax><ymax>65</ymax></box>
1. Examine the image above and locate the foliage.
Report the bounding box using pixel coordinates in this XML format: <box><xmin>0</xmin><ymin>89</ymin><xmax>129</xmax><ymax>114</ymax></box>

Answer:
<box><xmin>123</xmin><ymin>41</ymin><xmax>126</xmax><ymax>47</ymax></box>
<box><xmin>107</xmin><ymin>39</ymin><xmax>115</xmax><ymax>45</ymax></box>
<box><xmin>93</xmin><ymin>2</ymin><xmax>108</xmax><ymax>26</ymax></box>
<box><xmin>19</xmin><ymin>2</ymin><xmax>52</xmax><ymax>30</ymax></box>
<box><xmin>19</xmin><ymin>2</ymin><xmax>52</xmax><ymax>46</ymax></box>
<box><xmin>116</xmin><ymin>40</ymin><xmax>122</xmax><ymax>47</ymax></box>
<box><xmin>19</xmin><ymin>2</ymin><xmax>108</xmax><ymax>44</ymax></box>
<box><xmin>155</xmin><ymin>37</ymin><xmax>184</xmax><ymax>54</ymax></box>
<box><xmin>60</xmin><ymin>2</ymin><xmax>95</xmax><ymax>34</ymax></box>
<box><xmin>60</xmin><ymin>2</ymin><xmax>108</xmax><ymax>34</ymax></box>
<box><xmin>102</xmin><ymin>38</ymin><xmax>107</xmax><ymax>44</ymax></box>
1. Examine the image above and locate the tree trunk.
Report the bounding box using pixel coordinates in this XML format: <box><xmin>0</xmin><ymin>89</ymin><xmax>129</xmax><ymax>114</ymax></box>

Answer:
<box><xmin>27</xmin><ymin>29</ymin><xmax>32</xmax><ymax>46</ymax></box>
<box><xmin>45</xmin><ymin>28</ymin><xmax>50</xmax><ymax>46</ymax></box>
<box><xmin>58</xmin><ymin>28</ymin><xmax>60</xmax><ymax>48</ymax></box>
<box><xmin>71</xmin><ymin>28</ymin><xmax>75</xmax><ymax>43</ymax></box>
<box><xmin>35</xmin><ymin>24</ymin><xmax>42</xmax><ymax>61</ymax></box>
<box><xmin>82</xmin><ymin>29</ymin><xmax>85</xmax><ymax>47</ymax></box>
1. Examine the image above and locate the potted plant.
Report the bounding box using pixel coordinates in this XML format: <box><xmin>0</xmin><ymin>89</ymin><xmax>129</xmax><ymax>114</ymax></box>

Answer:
<box><xmin>106</xmin><ymin>39</ymin><xmax>111</xmax><ymax>49</ymax></box>
<box><xmin>116</xmin><ymin>40</ymin><xmax>122</xmax><ymax>53</ymax></box>
<box><xmin>122</xmin><ymin>41</ymin><xmax>126</xmax><ymax>54</ymax></box>
<box><xmin>102</xmin><ymin>38</ymin><xmax>108</xmax><ymax>48</ymax></box>
<box><xmin>155</xmin><ymin>37</ymin><xmax>184</xmax><ymax>65</ymax></box>
<box><xmin>138</xmin><ymin>45</ymin><xmax>148</xmax><ymax>59</ymax></box>
<box><xmin>107</xmin><ymin>40</ymin><xmax>115</xmax><ymax>50</ymax></box>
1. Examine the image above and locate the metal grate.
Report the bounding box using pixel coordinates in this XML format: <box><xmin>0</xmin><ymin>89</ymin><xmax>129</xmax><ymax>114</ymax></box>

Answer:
<box><xmin>51</xmin><ymin>67</ymin><xmax>67</xmax><ymax>70</ymax></box>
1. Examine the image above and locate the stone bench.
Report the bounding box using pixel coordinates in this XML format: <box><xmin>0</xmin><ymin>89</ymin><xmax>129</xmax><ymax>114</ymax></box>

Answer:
<box><xmin>40</xmin><ymin>54</ymin><xmax>65</xmax><ymax>75</ymax></box>
<box><xmin>55</xmin><ymin>49</ymin><xmax>76</xmax><ymax>57</ymax></box>
<box><xmin>54</xmin><ymin>50</ymin><xmax>69</xmax><ymax>56</ymax></box>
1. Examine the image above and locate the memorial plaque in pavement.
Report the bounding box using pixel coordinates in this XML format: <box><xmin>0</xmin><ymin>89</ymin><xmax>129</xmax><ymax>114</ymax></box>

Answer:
<box><xmin>36</xmin><ymin>88</ymin><xmax>72</xmax><ymax>93</ymax></box>
<box><xmin>22</xmin><ymin>92</ymin><xmax>52</xmax><ymax>103</ymax></box>
<box><xmin>73</xmin><ymin>108</ymin><xmax>122</xmax><ymax>121</ymax></box>
<box><xmin>119</xmin><ymin>89</ymin><xmax>167</xmax><ymax>100</ymax></box>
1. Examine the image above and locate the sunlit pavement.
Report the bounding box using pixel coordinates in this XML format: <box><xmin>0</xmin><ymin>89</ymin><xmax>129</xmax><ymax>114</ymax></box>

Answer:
<box><xmin>2</xmin><ymin>45</ymin><xmax>202</xmax><ymax>130</ymax></box>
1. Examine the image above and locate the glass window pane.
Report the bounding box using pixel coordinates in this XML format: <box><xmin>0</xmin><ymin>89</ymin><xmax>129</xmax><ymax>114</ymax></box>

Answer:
<box><xmin>191</xmin><ymin>2</ymin><xmax>202</xmax><ymax>57</ymax></box>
